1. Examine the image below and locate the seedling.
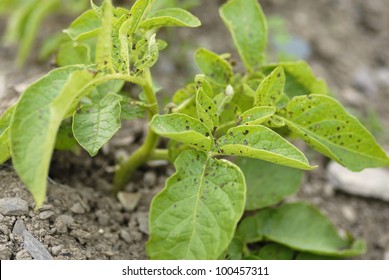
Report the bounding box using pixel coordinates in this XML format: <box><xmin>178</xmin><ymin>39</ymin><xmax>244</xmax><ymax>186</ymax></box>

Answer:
<box><xmin>1</xmin><ymin>0</ymin><xmax>388</xmax><ymax>260</ymax></box>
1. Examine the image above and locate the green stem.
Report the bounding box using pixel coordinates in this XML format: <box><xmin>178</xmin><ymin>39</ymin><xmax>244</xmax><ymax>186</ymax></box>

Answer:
<box><xmin>113</xmin><ymin>69</ymin><xmax>160</xmax><ymax>192</ymax></box>
<box><xmin>150</xmin><ymin>149</ymin><xmax>169</xmax><ymax>161</ymax></box>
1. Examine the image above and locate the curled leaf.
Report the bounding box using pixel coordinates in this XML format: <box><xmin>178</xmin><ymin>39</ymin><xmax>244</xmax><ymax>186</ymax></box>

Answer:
<box><xmin>141</xmin><ymin>8</ymin><xmax>200</xmax><ymax>30</ymax></box>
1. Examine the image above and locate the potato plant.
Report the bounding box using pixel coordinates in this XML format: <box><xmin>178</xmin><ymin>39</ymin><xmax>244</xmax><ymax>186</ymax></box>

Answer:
<box><xmin>1</xmin><ymin>0</ymin><xmax>389</xmax><ymax>260</ymax></box>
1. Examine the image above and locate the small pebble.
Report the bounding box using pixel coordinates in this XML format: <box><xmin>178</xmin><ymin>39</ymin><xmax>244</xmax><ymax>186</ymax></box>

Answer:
<box><xmin>56</xmin><ymin>215</ymin><xmax>74</xmax><ymax>225</ymax></box>
<box><xmin>0</xmin><ymin>197</ymin><xmax>29</xmax><ymax>216</ymax></box>
<box><xmin>70</xmin><ymin>202</ymin><xmax>86</xmax><ymax>214</ymax></box>
<box><xmin>23</xmin><ymin>230</ymin><xmax>54</xmax><ymax>260</ymax></box>
<box><xmin>39</xmin><ymin>204</ymin><xmax>54</xmax><ymax>211</ymax></box>
<box><xmin>96</xmin><ymin>210</ymin><xmax>110</xmax><ymax>226</ymax></box>
<box><xmin>341</xmin><ymin>205</ymin><xmax>357</xmax><ymax>223</ymax></box>
<box><xmin>117</xmin><ymin>192</ymin><xmax>142</xmax><ymax>212</ymax></box>
<box><xmin>39</xmin><ymin>211</ymin><xmax>55</xmax><ymax>220</ymax></box>
<box><xmin>119</xmin><ymin>229</ymin><xmax>132</xmax><ymax>244</ymax></box>
<box><xmin>15</xmin><ymin>250</ymin><xmax>33</xmax><ymax>260</ymax></box>
<box><xmin>54</xmin><ymin>220</ymin><xmax>67</xmax><ymax>234</ymax></box>
<box><xmin>143</xmin><ymin>171</ymin><xmax>157</xmax><ymax>188</ymax></box>
<box><xmin>70</xmin><ymin>229</ymin><xmax>92</xmax><ymax>244</ymax></box>
<box><xmin>51</xmin><ymin>245</ymin><xmax>63</xmax><ymax>256</ymax></box>
<box><xmin>136</xmin><ymin>212</ymin><xmax>149</xmax><ymax>235</ymax></box>
<box><xmin>12</xmin><ymin>219</ymin><xmax>26</xmax><ymax>236</ymax></box>
<box><xmin>0</xmin><ymin>245</ymin><xmax>12</xmax><ymax>260</ymax></box>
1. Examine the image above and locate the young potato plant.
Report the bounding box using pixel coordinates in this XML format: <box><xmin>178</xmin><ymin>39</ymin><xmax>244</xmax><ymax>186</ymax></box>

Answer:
<box><xmin>1</xmin><ymin>0</ymin><xmax>389</xmax><ymax>259</ymax></box>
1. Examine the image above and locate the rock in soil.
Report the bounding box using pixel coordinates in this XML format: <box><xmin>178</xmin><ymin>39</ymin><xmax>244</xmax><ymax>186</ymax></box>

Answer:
<box><xmin>12</xmin><ymin>219</ymin><xmax>26</xmax><ymax>235</ymax></box>
<box><xmin>0</xmin><ymin>197</ymin><xmax>29</xmax><ymax>216</ymax></box>
<box><xmin>327</xmin><ymin>162</ymin><xmax>389</xmax><ymax>202</ymax></box>
<box><xmin>39</xmin><ymin>211</ymin><xmax>55</xmax><ymax>220</ymax></box>
<box><xmin>23</xmin><ymin>230</ymin><xmax>54</xmax><ymax>260</ymax></box>
<box><xmin>117</xmin><ymin>192</ymin><xmax>142</xmax><ymax>212</ymax></box>
<box><xmin>15</xmin><ymin>250</ymin><xmax>33</xmax><ymax>260</ymax></box>
<box><xmin>0</xmin><ymin>245</ymin><xmax>12</xmax><ymax>260</ymax></box>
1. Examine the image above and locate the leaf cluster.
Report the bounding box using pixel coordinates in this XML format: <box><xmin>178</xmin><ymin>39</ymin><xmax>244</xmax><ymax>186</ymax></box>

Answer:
<box><xmin>1</xmin><ymin>0</ymin><xmax>388</xmax><ymax>260</ymax></box>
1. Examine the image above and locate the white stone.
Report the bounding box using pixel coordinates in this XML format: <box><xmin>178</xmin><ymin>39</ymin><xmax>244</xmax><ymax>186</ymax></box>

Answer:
<box><xmin>117</xmin><ymin>192</ymin><xmax>142</xmax><ymax>212</ymax></box>
<box><xmin>327</xmin><ymin>161</ymin><xmax>389</xmax><ymax>202</ymax></box>
<box><xmin>340</xmin><ymin>205</ymin><xmax>357</xmax><ymax>223</ymax></box>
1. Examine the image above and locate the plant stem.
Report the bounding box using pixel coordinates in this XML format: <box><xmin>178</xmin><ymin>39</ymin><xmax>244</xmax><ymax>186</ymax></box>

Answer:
<box><xmin>113</xmin><ymin>69</ymin><xmax>160</xmax><ymax>192</ymax></box>
<box><xmin>150</xmin><ymin>149</ymin><xmax>169</xmax><ymax>161</ymax></box>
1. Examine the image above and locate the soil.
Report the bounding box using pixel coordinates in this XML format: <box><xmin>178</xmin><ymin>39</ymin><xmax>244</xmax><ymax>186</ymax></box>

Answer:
<box><xmin>1</xmin><ymin>0</ymin><xmax>389</xmax><ymax>260</ymax></box>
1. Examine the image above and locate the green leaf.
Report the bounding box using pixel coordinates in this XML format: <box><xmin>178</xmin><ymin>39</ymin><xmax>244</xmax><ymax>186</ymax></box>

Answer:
<box><xmin>96</xmin><ymin>0</ymin><xmax>114</xmax><ymax>72</ymax></box>
<box><xmin>150</xmin><ymin>113</ymin><xmax>213</xmax><ymax>151</ymax></box>
<box><xmin>90</xmin><ymin>80</ymin><xmax>124</xmax><ymax>103</ymax></box>
<box><xmin>171</xmin><ymin>83</ymin><xmax>197</xmax><ymax>116</ymax></box>
<box><xmin>0</xmin><ymin>106</ymin><xmax>15</xmax><ymax>164</ymax></box>
<box><xmin>237</xmin><ymin>202</ymin><xmax>365</xmax><ymax>257</ymax></box>
<box><xmin>63</xmin><ymin>9</ymin><xmax>101</xmax><ymax>41</ymax></box>
<box><xmin>279</xmin><ymin>94</ymin><xmax>389</xmax><ymax>171</ymax></box>
<box><xmin>256</xmin><ymin>243</ymin><xmax>294</xmax><ymax>260</ymax></box>
<box><xmin>113</xmin><ymin>14</ymin><xmax>132</xmax><ymax>75</ymax></box>
<box><xmin>196</xmin><ymin>87</ymin><xmax>218</xmax><ymax>131</ymax></box>
<box><xmin>215</xmin><ymin>125</ymin><xmax>314</xmax><ymax>170</ymax></box>
<box><xmin>195</xmin><ymin>74</ymin><xmax>214</xmax><ymax>98</ymax></box>
<box><xmin>112</xmin><ymin>0</ymin><xmax>150</xmax><ymax>74</ymax></box>
<box><xmin>0</xmin><ymin>105</ymin><xmax>14</xmax><ymax>138</ymax></box>
<box><xmin>213</xmin><ymin>85</ymin><xmax>234</xmax><ymax>115</ymax></box>
<box><xmin>141</xmin><ymin>8</ymin><xmax>200</xmax><ymax>30</ymax></box>
<box><xmin>194</xmin><ymin>48</ymin><xmax>233</xmax><ymax>86</ymax></box>
<box><xmin>56</xmin><ymin>41</ymin><xmax>92</xmax><ymax>66</ymax></box>
<box><xmin>54</xmin><ymin>120</ymin><xmax>80</xmax><ymax>152</ymax></box>
<box><xmin>238</xmin><ymin>106</ymin><xmax>276</xmax><ymax>126</ymax></box>
<box><xmin>128</xmin><ymin>0</ymin><xmax>151</xmax><ymax>34</ymax></box>
<box><xmin>73</xmin><ymin>93</ymin><xmax>121</xmax><ymax>157</ymax></box>
<box><xmin>147</xmin><ymin>150</ymin><xmax>246</xmax><ymax>259</ymax></box>
<box><xmin>120</xmin><ymin>101</ymin><xmax>145</xmax><ymax>121</ymax></box>
<box><xmin>263</xmin><ymin>61</ymin><xmax>329</xmax><ymax>98</ymax></box>
<box><xmin>255</xmin><ymin>66</ymin><xmax>285</xmax><ymax>106</ymax></box>
<box><xmin>219</xmin><ymin>0</ymin><xmax>267</xmax><ymax>72</ymax></box>
<box><xmin>0</xmin><ymin>131</ymin><xmax>10</xmax><ymax>164</ymax></box>
<box><xmin>235</xmin><ymin>158</ymin><xmax>302</xmax><ymax>210</ymax></box>
<box><xmin>134</xmin><ymin>34</ymin><xmax>159</xmax><ymax>71</ymax></box>
<box><xmin>10</xmin><ymin>66</ymin><xmax>93</xmax><ymax>208</ymax></box>
<box><xmin>224</xmin><ymin>237</ymin><xmax>244</xmax><ymax>260</ymax></box>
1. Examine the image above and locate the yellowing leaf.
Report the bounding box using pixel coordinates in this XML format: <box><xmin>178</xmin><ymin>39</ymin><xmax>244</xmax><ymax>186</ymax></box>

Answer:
<box><xmin>254</xmin><ymin>66</ymin><xmax>285</xmax><ymax>106</ymax></box>
<box><xmin>194</xmin><ymin>48</ymin><xmax>233</xmax><ymax>86</ymax></box>
<box><xmin>280</xmin><ymin>94</ymin><xmax>389</xmax><ymax>171</ymax></box>
<box><xmin>215</xmin><ymin>125</ymin><xmax>314</xmax><ymax>170</ymax></box>
<box><xmin>10</xmin><ymin>66</ymin><xmax>93</xmax><ymax>208</ymax></box>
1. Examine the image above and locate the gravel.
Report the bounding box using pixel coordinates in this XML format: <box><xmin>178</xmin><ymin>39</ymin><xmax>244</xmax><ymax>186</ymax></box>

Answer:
<box><xmin>0</xmin><ymin>197</ymin><xmax>29</xmax><ymax>216</ymax></box>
